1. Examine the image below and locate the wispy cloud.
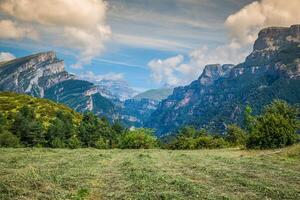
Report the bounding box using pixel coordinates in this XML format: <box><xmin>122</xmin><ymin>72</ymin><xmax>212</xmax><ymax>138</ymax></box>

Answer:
<box><xmin>92</xmin><ymin>57</ymin><xmax>147</xmax><ymax>69</ymax></box>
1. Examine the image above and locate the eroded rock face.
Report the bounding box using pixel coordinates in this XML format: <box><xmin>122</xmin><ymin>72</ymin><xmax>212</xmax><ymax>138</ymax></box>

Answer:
<box><xmin>0</xmin><ymin>52</ymin><xmax>115</xmax><ymax>120</ymax></box>
<box><xmin>0</xmin><ymin>51</ymin><xmax>72</xmax><ymax>97</ymax></box>
<box><xmin>147</xmin><ymin>25</ymin><xmax>300</xmax><ymax>135</ymax></box>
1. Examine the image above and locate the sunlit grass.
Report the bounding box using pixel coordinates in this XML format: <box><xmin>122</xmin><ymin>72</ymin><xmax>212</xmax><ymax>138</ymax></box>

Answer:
<box><xmin>0</xmin><ymin>145</ymin><xmax>299</xmax><ymax>200</ymax></box>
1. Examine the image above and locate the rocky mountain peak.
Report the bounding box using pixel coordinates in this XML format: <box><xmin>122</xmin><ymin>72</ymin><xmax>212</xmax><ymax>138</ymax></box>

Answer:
<box><xmin>253</xmin><ymin>25</ymin><xmax>300</xmax><ymax>51</ymax></box>
<box><xmin>0</xmin><ymin>51</ymin><xmax>72</xmax><ymax>97</ymax></box>
<box><xmin>199</xmin><ymin>64</ymin><xmax>234</xmax><ymax>85</ymax></box>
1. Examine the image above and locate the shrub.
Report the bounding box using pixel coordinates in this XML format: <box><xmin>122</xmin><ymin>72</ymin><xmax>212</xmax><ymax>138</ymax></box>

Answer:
<box><xmin>95</xmin><ymin>138</ymin><xmax>110</xmax><ymax>149</ymax></box>
<box><xmin>246</xmin><ymin>100</ymin><xmax>299</xmax><ymax>149</ymax></box>
<box><xmin>225</xmin><ymin>125</ymin><xmax>247</xmax><ymax>146</ymax></box>
<box><xmin>51</xmin><ymin>138</ymin><xmax>66</xmax><ymax>148</ymax></box>
<box><xmin>67</xmin><ymin>137</ymin><xmax>81</xmax><ymax>149</ymax></box>
<box><xmin>0</xmin><ymin>131</ymin><xmax>20</xmax><ymax>147</ymax></box>
<box><xmin>119</xmin><ymin>128</ymin><xmax>157</xmax><ymax>149</ymax></box>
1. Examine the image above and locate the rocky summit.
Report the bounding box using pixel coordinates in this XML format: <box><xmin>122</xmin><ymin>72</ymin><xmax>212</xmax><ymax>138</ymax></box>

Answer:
<box><xmin>147</xmin><ymin>25</ymin><xmax>300</xmax><ymax>135</ymax></box>
<box><xmin>0</xmin><ymin>51</ymin><xmax>72</xmax><ymax>97</ymax></box>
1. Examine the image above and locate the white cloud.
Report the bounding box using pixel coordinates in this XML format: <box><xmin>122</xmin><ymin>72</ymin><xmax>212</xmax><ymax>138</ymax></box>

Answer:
<box><xmin>148</xmin><ymin>44</ymin><xmax>250</xmax><ymax>86</ymax></box>
<box><xmin>148</xmin><ymin>55</ymin><xmax>184</xmax><ymax>86</ymax></box>
<box><xmin>0</xmin><ymin>0</ymin><xmax>111</xmax><ymax>67</ymax></box>
<box><xmin>0</xmin><ymin>52</ymin><xmax>16</xmax><ymax>62</ymax></box>
<box><xmin>77</xmin><ymin>71</ymin><xmax>124</xmax><ymax>83</ymax></box>
<box><xmin>225</xmin><ymin>0</ymin><xmax>300</xmax><ymax>45</ymax></box>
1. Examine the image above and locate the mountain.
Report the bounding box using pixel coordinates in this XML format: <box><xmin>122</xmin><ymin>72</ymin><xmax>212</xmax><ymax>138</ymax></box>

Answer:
<box><xmin>120</xmin><ymin>98</ymin><xmax>159</xmax><ymax>127</ymax></box>
<box><xmin>98</xmin><ymin>79</ymin><xmax>138</xmax><ymax>101</ymax></box>
<box><xmin>147</xmin><ymin>25</ymin><xmax>300</xmax><ymax>135</ymax></box>
<box><xmin>0</xmin><ymin>92</ymin><xmax>82</xmax><ymax>125</ymax></box>
<box><xmin>134</xmin><ymin>88</ymin><xmax>173</xmax><ymax>101</ymax></box>
<box><xmin>0</xmin><ymin>51</ymin><xmax>72</xmax><ymax>97</ymax></box>
<box><xmin>0</xmin><ymin>52</ymin><xmax>115</xmax><ymax>119</ymax></box>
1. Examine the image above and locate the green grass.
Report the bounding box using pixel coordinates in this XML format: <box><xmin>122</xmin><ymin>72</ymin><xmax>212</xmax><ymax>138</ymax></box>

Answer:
<box><xmin>0</xmin><ymin>145</ymin><xmax>299</xmax><ymax>200</ymax></box>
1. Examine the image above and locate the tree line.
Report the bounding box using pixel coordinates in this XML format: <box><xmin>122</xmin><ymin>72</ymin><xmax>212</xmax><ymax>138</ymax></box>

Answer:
<box><xmin>0</xmin><ymin>99</ymin><xmax>299</xmax><ymax>149</ymax></box>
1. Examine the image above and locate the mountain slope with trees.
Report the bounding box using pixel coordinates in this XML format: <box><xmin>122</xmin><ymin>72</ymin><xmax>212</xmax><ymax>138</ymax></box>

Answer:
<box><xmin>147</xmin><ymin>25</ymin><xmax>300</xmax><ymax>135</ymax></box>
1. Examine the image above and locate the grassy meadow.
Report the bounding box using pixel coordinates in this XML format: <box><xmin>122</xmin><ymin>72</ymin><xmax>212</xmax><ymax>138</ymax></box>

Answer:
<box><xmin>0</xmin><ymin>145</ymin><xmax>300</xmax><ymax>200</ymax></box>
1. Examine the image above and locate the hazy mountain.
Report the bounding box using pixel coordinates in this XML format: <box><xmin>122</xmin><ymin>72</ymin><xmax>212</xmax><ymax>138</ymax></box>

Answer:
<box><xmin>147</xmin><ymin>25</ymin><xmax>300</xmax><ymax>135</ymax></box>
<box><xmin>134</xmin><ymin>88</ymin><xmax>173</xmax><ymax>101</ymax></box>
<box><xmin>98</xmin><ymin>79</ymin><xmax>138</xmax><ymax>101</ymax></box>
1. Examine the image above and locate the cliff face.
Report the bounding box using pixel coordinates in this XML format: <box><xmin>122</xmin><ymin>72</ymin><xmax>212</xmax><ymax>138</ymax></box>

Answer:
<box><xmin>0</xmin><ymin>52</ymin><xmax>72</xmax><ymax>97</ymax></box>
<box><xmin>0</xmin><ymin>52</ymin><xmax>115</xmax><ymax>119</ymax></box>
<box><xmin>147</xmin><ymin>25</ymin><xmax>300</xmax><ymax>135</ymax></box>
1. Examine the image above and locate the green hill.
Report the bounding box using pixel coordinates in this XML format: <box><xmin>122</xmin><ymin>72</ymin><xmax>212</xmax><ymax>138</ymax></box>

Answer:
<box><xmin>0</xmin><ymin>92</ymin><xmax>82</xmax><ymax>126</ymax></box>
<box><xmin>134</xmin><ymin>88</ymin><xmax>173</xmax><ymax>101</ymax></box>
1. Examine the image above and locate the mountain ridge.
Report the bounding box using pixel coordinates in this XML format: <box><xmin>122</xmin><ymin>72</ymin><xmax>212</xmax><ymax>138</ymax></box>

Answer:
<box><xmin>147</xmin><ymin>25</ymin><xmax>300</xmax><ymax>135</ymax></box>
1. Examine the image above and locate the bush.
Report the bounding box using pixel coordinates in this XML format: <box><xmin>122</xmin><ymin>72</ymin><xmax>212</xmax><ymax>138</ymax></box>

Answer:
<box><xmin>225</xmin><ymin>125</ymin><xmax>247</xmax><ymax>146</ymax></box>
<box><xmin>194</xmin><ymin>136</ymin><xmax>229</xmax><ymax>149</ymax></box>
<box><xmin>119</xmin><ymin>128</ymin><xmax>157</xmax><ymax>149</ymax></box>
<box><xmin>95</xmin><ymin>138</ymin><xmax>110</xmax><ymax>149</ymax></box>
<box><xmin>0</xmin><ymin>131</ymin><xmax>20</xmax><ymax>147</ymax></box>
<box><xmin>51</xmin><ymin>138</ymin><xmax>65</xmax><ymax>148</ymax></box>
<box><xmin>67</xmin><ymin>137</ymin><xmax>81</xmax><ymax>149</ymax></box>
<box><xmin>246</xmin><ymin>100</ymin><xmax>299</xmax><ymax>149</ymax></box>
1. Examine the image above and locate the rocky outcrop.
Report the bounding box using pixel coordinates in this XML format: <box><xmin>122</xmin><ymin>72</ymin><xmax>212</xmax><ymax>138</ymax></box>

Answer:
<box><xmin>0</xmin><ymin>52</ymin><xmax>73</xmax><ymax>97</ymax></box>
<box><xmin>147</xmin><ymin>25</ymin><xmax>300</xmax><ymax>135</ymax></box>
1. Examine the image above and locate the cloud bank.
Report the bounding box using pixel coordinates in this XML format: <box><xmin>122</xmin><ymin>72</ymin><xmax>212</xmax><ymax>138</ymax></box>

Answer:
<box><xmin>0</xmin><ymin>0</ymin><xmax>111</xmax><ymax>68</ymax></box>
<box><xmin>225</xmin><ymin>0</ymin><xmax>300</xmax><ymax>45</ymax></box>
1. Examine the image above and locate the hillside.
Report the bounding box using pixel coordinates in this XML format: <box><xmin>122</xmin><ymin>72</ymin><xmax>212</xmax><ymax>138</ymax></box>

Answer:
<box><xmin>134</xmin><ymin>88</ymin><xmax>173</xmax><ymax>101</ymax></box>
<box><xmin>0</xmin><ymin>92</ymin><xmax>82</xmax><ymax>125</ymax></box>
<box><xmin>0</xmin><ymin>145</ymin><xmax>299</xmax><ymax>199</ymax></box>
<box><xmin>147</xmin><ymin>25</ymin><xmax>300</xmax><ymax>135</ymax></box>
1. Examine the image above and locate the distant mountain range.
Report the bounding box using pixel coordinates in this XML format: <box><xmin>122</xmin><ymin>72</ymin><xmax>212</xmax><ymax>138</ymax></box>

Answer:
<box><xmin>97</xmin><ymin>79</ymin><xmax>139</xmax><ymax>101</ymax></box>
<box><xmin>133</xmin><ymin>88</ymin><xmax>173</xmax><ymax>101</ymax></box>
<box><xmin>147</xmin><ymin>25</ymin><xmax>300</xmax><ymax>135</ymax></box>
<box><xmin>1</xmin><ymin>25</ymin><xmax>300</xmax><ymax>136</ymax></box>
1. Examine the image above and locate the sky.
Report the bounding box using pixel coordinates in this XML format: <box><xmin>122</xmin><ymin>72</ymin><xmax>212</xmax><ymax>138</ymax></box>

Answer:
<box><xmin>0</xmin><ymin>0</ymin><xmax>300</xmax><ymax>91</ymax></box>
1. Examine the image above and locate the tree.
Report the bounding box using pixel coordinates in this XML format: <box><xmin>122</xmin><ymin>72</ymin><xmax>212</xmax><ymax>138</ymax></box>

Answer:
<box><xmin>119</xmin><ymin>128</ymin><xmax>157</xmax><ymax>149</ymax></box>
<box><xmin>46</xmin><ymin>111</ymin><xmax>77</xmax><ymax>147</ymax></box>
<box><xmin>246</xmin><ymin>100</ymin><xmax>299</xmax><ymax>149</ymax></box>
<box><xmin>11</xmin><ymin>106</ymin><xmax>45</xmax><ymax>147</ymax></box>
<box><xmin>243</xmin><ymin>105</ymin><xmax>256</xmax><ymax>132</ymax></box>
<box><xmin>225</xmin><ymin>125</ymin><xmax>247</xmax><ymax>146</ymax></box>
<box><xmin>78</xmin><ymin>112</ymin><xmax>113</xmax><ymax>147</ymax></box>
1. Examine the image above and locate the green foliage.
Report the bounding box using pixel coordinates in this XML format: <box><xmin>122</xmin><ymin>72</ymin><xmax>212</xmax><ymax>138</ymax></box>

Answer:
<box><xmin>67</xmin><ymin>137</ymin><xmax>81</xmax><ymax>149</ymax></box>
<box><xmin>168</xmin><ymin>126</ymin><xmax>229</xmax><ymax>149</ymax></box>
<box><xmin>246</xmin><ymin>100</ymin><xmax>299</xmax><ymax>149</ymax></box>
<box><xmin>78</xmin><ymin>112</ymin><xmax>113</xmax><ymax>148</ymax></box>
<box><xmin>225</xmin><ymin>125</ymin><xmax>247</xmax><ymax>146</ymax></box>
<box><xmin>0</xmin><ymin>92</ymin><xmax>124</xmax><ymax>149</ymax></box>
<box><xmin>0</xmin><ymin>130</ymin><xmax>20</xmax><ymax>147</ymax></box>
<box><xmin>95</xmin><ymin>138</ymin><xmax>110</xmax><ymax>149</ymax></box>
<box><xmin>46</xmin><ymin>111</ymin><xmax>77</xmax><ymax>147</ymax></box>
<box><xmin>11</xmin><ymin>106</ymin><xmax>45</xmax><ymax>147</ymax></box>
<box><xmin>119</xmin><ymin>128</ymin><xmax>157</xmax><ymax>149</ymax></box>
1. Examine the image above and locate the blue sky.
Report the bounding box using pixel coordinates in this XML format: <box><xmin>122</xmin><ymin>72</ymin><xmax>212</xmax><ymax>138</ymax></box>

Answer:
<box><xmin>1</xmin><ymin>0</ymin><xmax>299</xmax><ymax>91</ymax></box>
